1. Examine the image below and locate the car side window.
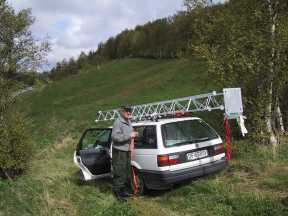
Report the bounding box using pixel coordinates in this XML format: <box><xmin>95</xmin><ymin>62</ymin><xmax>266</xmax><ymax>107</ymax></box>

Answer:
<box><xmin>134</xmin><ymin>126</ymin><xmax>157</xmax><ymax>149</ymax></box>
<box><xmin>81</xmin><ymin>129</ymin><xmax>111</xmax><ymax>150</ymax></box>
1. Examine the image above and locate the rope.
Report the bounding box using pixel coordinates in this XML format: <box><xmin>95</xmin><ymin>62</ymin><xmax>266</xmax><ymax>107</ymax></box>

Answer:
<box><xmin>225</xmin><ymin>117</ymin><xmax>231</xmax><ymax>161</ymax></box>
<box><xmin>130</xmin><ymin>138</ymin><xmax>139</xmax><ymax>195</ymax></box>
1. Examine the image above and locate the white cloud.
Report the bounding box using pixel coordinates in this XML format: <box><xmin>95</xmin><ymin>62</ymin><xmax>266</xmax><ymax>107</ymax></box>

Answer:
<box><xmin>7</xmin><ymin>0</ymin><xmax>184</xmax><ymax>69</ymax></box>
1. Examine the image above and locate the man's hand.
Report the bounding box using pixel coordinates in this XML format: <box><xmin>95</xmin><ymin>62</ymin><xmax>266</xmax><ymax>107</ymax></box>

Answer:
<box><xmin>130</xmin><ymin>132</ymin><xmax>138</xmax><ymax>139</ymax></box>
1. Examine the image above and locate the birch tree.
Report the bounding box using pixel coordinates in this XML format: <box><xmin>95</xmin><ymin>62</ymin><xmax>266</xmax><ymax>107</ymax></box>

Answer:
<box><xmin>184</xmin><ymin>0</ymin><xmax>288</xmax><ymax>144</ymax></box>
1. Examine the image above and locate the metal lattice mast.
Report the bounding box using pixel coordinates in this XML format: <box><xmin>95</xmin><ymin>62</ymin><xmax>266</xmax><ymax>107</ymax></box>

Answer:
<box><xmin>95</xmin><ymin>91</ymin><xmax>225</xmax><ymax>122</ymax></box>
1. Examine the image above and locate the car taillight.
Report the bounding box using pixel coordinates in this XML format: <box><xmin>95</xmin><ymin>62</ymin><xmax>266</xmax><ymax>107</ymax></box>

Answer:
<box><xmin>157</xmin><ymin>155</ymin><xmax>169</xmax><ymax>167</ymax></box>
<box><xmin>169</xmin><ymin>154</ymin><xmax>180</xmax><ymax>165</ymax></box>
<box><xmin>214</xmin><ymin>143</ymin><xmax>225</xmax><ymax>155</ymax></box>
<box><xmin>157</xmin><ymin>154</ymin><xmax>180</xmax><ymax>167</ymax></box>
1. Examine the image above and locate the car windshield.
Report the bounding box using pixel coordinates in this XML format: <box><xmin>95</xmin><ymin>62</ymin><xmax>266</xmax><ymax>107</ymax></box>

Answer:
<box><xmin>161</xmin><ymin>119</ymin><xmax>219</xmax><ymax>147</ymax></box>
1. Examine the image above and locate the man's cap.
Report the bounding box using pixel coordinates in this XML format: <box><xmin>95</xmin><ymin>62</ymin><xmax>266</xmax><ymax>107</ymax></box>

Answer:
<box><xmin>120</xmin><ymin>105</ymin><xmax>132</xmax><ymax>112</ymax></box>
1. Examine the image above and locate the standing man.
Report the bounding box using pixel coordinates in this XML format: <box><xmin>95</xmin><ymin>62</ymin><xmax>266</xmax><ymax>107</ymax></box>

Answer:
<box><xmin>111</xmin><ymin>105</ymin><xmax>137</xmax><ymax>201</ymax></box>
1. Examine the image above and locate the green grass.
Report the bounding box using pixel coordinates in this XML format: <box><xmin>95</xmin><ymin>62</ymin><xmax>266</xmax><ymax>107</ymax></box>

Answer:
<box><xmin>1</xmin><ymin>58</ymin><xmax>288</xmax><ymax>216</ymax></box>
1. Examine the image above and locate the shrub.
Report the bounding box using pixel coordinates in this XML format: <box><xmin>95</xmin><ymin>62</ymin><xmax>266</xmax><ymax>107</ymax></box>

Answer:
<box><xmin>0</xmin><ymin>111</ymin><xmax>32</xmax><ymax>179</ymax></box>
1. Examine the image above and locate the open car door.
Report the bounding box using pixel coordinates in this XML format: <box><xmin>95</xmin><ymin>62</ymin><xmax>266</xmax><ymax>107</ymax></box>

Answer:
<box><xmin>74</xmin><ymin>128</ymin><xmax>112</xmax><ymax>181</ymax></box>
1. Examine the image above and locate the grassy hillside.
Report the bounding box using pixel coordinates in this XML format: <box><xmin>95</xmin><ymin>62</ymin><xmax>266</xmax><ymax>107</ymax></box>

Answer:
<box><xmin>26</xmin><ymin>58</ymin><xmax>212</xmax><ymax>131</ymax></box>
<box><xmin>22</xmin><ymin>58</ymin><xmax>218</xmax><ymax>149</ymax></box>
<box><xmin>1</xmin><ymin>58</ymin><xmax>287</xmax><ymax>216</ymax></box>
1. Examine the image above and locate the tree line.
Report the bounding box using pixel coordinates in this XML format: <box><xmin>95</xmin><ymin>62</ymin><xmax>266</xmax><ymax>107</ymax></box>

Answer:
<box><xmin>45</xmin><ymin>11</ymin><xmax>198</xmax><ymax>81</ymax></box>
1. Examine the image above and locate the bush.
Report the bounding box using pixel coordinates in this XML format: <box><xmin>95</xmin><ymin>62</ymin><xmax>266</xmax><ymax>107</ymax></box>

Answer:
<box><xmin>0</xmin><ymin>112</ymin><xmax>32</xmax><ymax>179</ymax></box>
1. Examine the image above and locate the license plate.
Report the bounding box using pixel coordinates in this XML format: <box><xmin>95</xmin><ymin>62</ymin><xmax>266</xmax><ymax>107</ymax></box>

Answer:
<box><xmin>186</xmin><ymin>150</ymin><xmax>208</xmax><ymax>161</ymax></box>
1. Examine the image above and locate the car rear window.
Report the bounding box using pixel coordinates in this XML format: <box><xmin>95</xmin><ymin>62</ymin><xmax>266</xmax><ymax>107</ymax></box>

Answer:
<box><xmin>161</xmin><ymin>119</ymin><xmax>219</xmax><ymax>147</ymax></box>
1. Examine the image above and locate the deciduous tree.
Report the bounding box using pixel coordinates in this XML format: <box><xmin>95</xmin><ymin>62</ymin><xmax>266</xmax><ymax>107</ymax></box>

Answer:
<box><xmin>0</xmin><ymin>0</ymin><xmax>49</xmax><ymax>178</ymax></box>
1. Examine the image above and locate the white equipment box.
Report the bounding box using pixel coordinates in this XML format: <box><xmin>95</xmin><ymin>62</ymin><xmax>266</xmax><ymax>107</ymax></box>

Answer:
<box><xmin>223</xmin><ymin>88</ymin><xmax>243</xmax><ymax>119</ymax></box>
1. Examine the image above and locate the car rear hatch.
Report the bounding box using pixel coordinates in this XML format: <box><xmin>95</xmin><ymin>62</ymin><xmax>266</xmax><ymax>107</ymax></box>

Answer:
<box><xmin>158</xmin><ymin>119</ymin><xmax>225</xmax><ymax>171</ymax></box>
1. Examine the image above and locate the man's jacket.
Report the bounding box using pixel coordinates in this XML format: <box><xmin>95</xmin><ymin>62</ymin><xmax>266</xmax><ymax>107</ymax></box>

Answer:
<box><xmin>112</xmin><ymin>116</ymin><xmax>133</xmax><ymax>151</ymax></box>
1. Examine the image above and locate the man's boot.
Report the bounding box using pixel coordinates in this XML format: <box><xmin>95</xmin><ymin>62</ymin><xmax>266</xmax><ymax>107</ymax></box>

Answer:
<box><xmin>113</xmin><ymin>190</ymin><xmax>127</xmax><ymax>202</ymax></box>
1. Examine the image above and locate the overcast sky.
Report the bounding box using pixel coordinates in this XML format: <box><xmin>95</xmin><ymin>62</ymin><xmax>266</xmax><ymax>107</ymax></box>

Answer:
<box><xmin>7</xmin><ymin>0</ymin><xmax>185</xmax><ymax>70</ymax></box>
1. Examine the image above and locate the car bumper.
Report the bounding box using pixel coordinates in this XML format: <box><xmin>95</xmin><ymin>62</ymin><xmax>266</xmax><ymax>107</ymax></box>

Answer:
<box><xmin>141</xmin><ymin>159</ymin><xmax>228</xmax><ymax>190</ymax></box>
